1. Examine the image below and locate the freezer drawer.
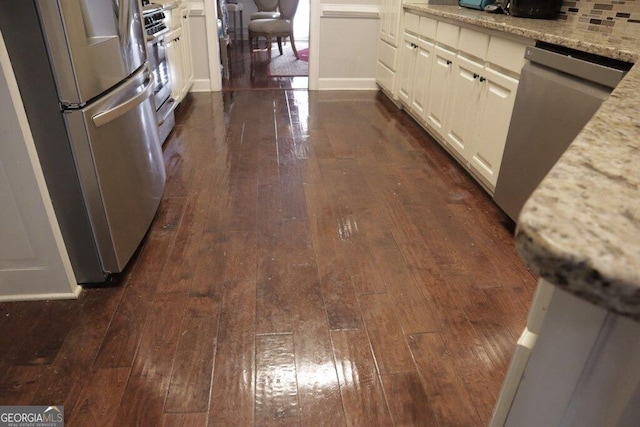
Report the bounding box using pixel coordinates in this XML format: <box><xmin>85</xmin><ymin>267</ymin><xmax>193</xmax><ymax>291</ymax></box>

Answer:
<box><xmin>64</xmin><ymin>65</ymin><xmax>165</xmax><ymax>274</ymax></box>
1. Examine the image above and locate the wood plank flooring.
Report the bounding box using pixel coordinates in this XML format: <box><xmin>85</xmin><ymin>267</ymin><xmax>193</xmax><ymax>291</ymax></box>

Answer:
<box><xmin>0</xmin><ymin>89</ymin><xmax>537</xmax><ymax>426</ymax></box>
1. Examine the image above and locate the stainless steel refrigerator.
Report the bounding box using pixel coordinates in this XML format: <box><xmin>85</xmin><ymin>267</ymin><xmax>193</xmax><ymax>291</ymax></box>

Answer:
<box><xmin>0</xmin><ymin>0</ymin><xmax>166</xmax><ymax>283</ymax></box>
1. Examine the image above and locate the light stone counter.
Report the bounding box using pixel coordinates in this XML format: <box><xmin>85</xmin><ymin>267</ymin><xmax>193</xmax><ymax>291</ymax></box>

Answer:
<box><xmin>404</xmin><ymin>4</ymin><xmax>640</xmax><ymax>321</ymax></box>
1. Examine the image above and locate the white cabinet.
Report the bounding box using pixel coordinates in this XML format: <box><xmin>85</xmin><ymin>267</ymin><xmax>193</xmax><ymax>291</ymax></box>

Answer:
<box><xmin>398</xmin><ymin>13</ymin><xmax>435</xmax><ymax>121</ymax></box>
<box><xmin>471</xmin><ymin>68</ymin><xmax>518</xmax><ymax>187</ymax></box>
<box><xmin>180</xmin><ymin>6</ymin><xmax>194</xmax><ymax>90</ymax></box>
<box><xmin>376</xmin><ymin>0</ymin><xmax>429</xmax><ymax>98</ymax></box>
<box><xmin>166</xmin><ymin>4</ymin><xmax>194</xmax><ymax>105</ymax></box>
<box><xmin>445</xmin><ymin>56</ymin><xmax>520</xmax><ymax>188</ymax></box>
<box><xmin>394</xmin><ymin>11</ymin><xmax>531</xmax><ymax>192</ymax></box>
<box><xmin>444</xmin><ymin>29</ymin><xmax>524</xmax><ymax>189</ymax></box>
<box><xmin>379</xmin><ymin>0</ymin><xmax>402</xmax><ymax>47</ymax></box>
<box><xmin>425</xmin><ymin>46</ymin><xmax>455</xmax><ymax>135</ymax></box>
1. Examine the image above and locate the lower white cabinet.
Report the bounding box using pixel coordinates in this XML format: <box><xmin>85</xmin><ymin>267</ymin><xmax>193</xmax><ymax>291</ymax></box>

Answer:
<box><xmin>471</xmin><ymin>67</ymin><xmax>518</xmax><ymax>187</ymax></box>
<box><xmin>395</xmin><ymin>10</ymin><xmax>530</xmax><ymax>192</ymax></box>
<box><xmin>425</xmin><ymin>46</ymin><xmax>455</xmax><ymax>135</ymax></box>
<box><xmin>398</xmin><ymin>33</ymin><xmax>433</xmax><ymax>120</ymax></box>
<box><xmin>446</xmin><ymin>55</ymin><xmax>519</xmax><ymax>188</ymax></box>
<box><xmin>376</xmin><ymin>39</ymin><xmax>399</xmax><ymax>97</ymax></box>
<box><xmin>166</xmin><ymin>5</ymin><xmax>194</xmax><ymax>105</ymax></box>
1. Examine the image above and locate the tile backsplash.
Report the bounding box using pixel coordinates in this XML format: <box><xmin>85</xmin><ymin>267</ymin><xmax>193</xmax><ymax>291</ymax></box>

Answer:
<box><xmin>559</xmin><ymin>0</ymin><xmax>640</xmax><ymax>24</ymax></box>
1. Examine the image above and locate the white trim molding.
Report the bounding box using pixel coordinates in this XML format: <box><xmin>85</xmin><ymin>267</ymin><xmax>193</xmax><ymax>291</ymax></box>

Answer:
<box><xmin>188</xmin><ymin>1</ymin><xmax>205</xmax><ymax>15</ymax></box>
<box><xmin>318</xmin><ymin>78</ymin><xmax>379</xmax><ymax>91</ymax></box>
<box><xmin>320</xmin><ymin>4</ymin><xmax>380</xmax><ymax>19</ymax></box>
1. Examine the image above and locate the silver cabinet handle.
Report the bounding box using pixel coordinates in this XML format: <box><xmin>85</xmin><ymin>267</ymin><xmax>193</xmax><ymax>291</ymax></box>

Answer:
<box><xmin>92</xmin><ymin>79</ymin><xmax>153</xmax><ymax>127</ymax></box>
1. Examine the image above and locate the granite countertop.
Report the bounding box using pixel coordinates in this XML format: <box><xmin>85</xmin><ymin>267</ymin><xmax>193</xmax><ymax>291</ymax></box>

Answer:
<box><xmin>405</xmin><ymin>4</ymin><xmax>640</xmax><ymax>321</ymax></box>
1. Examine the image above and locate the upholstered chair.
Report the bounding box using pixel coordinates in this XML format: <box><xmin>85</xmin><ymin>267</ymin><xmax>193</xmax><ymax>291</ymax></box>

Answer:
<box><xmin>248</xmin><ymin>0</ymin><xmax>300</xmax><ymax>61</ymax></box>
<box><xmin>251</xmin><ymin>0</ymin><xmax>280</xmax><ymax>20</ymax></box>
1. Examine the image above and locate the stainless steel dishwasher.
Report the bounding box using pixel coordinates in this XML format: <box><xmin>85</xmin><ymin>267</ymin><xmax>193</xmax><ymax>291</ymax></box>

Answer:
<box><xmin>493</xmin><ymin>42</ymin><xmax>631</xmax><ymax>222</ymax></box>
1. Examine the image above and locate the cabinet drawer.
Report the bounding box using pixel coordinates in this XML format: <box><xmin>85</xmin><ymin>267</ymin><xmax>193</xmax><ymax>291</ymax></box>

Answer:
<box><xmin>404</xmin><ymin>12</ymin><xmax>420</xmax><ymax>35</ymax></box>
<box><xmin>378</xmin><ymin>39</ymin><xmax>398</xmax><ymax>71</ymax></box>
<box><xmin>487</xmin><ymin>36</ymin><xmax>528</xmax><ymax>74</ymax></box>
<box><xmin>436</xmin><ymin>21</ymin><xmax>459</xmax><ymax>50</ymax></box>
<box><xmin>419</xmin><ymin>16</ymin><xmax>437</xmax><ymax>41</ymax></box>
<box><xmin>376</xmin><ymin>61</ymin><xmax>395</xmax><ymax>93</ymax></box>
<box><xmin>459</xmin><ymin>27</ymin><xmax>490</xmax><ymax>61</ymax></box>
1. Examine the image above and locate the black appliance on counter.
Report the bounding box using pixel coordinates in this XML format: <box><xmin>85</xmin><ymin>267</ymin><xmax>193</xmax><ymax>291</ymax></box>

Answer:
<box><xmin>508</xmin><ymin>0</ymin><xmax>562</xmax><ymax>19</ymax></box>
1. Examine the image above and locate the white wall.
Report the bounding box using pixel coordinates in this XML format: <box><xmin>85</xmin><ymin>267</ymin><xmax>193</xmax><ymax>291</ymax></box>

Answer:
<box><xmin>317</xmin><ymin>3</ymin><xmax>380</xmax><ymax>90</ymax></box>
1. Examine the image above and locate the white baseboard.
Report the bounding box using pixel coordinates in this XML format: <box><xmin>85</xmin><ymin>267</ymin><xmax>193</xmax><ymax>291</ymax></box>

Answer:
<box><xmin>317</xmin><ymin>78</ymin><xmax>378</xmax><ymax>91</ymax></box>
<box><xmin>0</xmin><ymin>286</ymin><xmax>81</xmax><ymax>302</ymax></box>
<box><xmin>190</xmin><ymin>79</ymin><xmax>214</xmax><ymax>92</ymax></box>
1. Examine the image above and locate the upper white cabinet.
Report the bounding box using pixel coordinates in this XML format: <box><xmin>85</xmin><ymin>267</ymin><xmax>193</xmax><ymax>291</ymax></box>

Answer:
<box><xmin>166</xmin><ymin>4</ymin><xmax>194</xmax><ymax>105</ymax></box>
<box><xmin>395</xmin><ymin>10</ymin><xmax>531</xmax><ymax>192</ymax></box>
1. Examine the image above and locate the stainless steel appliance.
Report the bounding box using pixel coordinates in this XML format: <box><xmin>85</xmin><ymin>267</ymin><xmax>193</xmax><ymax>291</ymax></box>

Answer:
<box><xmin>143</xmin><ymin>1</ymin><xmax>175</xmax><ymax>144</ymax></box>
<box><xmin>494</xmin><ymin>43</ymin><xmax>630</xmax><ymax>221</ymax></box>
<box><xmin>0</xmin><ymin>0</ymin><xmax>166</xmax><ymax>283</ymax></box>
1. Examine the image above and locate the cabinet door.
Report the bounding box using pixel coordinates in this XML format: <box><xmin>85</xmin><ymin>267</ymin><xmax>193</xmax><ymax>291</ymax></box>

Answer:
<box><xmin>165</xmin><ymin>31</ymin><xmax>183</xmax><ymax>102</ymax></box>
<box><xmin>398</xmin><ymin>36</ymin><xmax>417</xmax><ymax>106</ymax></box>
<box><xmin>180</xmin><ymin>7</ymin><xmax>194</xmax><ymax>90</ymax></box>
<box><xmin>445</xmin><ymin>55</ymin><xmax>484</xmax><ymax>160</ymax></box>
<box><xmin>410</xmin><ymin>42</ymin><xmax>434</xmax><ymax>120</ymax></box>
<box><xmin>425</xmin><ymin>46</ymin><xmax>455</xmax><ymax>137</ymax></box>
<box><xmin>380</xmin><ymin>0</ymin><xmax>401</xmax><ymax>47</ymax></box>
<box><xmin>470</xmin><ymin>67</ymin><xmax>519</xmax><ymax>188</ymax></box>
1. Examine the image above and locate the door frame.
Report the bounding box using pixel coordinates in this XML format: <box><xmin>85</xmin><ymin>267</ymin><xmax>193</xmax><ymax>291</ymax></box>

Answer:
<box><xmin>202</xmin><ymin>0</ymin><xmax>319</xmax><ymax>91</ymax></box>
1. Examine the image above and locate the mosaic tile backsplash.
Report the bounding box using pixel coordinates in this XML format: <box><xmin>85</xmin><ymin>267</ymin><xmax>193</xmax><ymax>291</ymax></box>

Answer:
<box><xmin>559</xmin><ymin>0</ymin><xmax>640</xmax><ymax>24</ymax></box>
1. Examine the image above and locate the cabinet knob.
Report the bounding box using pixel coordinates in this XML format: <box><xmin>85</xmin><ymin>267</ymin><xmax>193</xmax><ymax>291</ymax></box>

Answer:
<box><xmin>473</xmin><ymin>73</ymin><xmax>479</xmax><ymax>79</ymax></box>
<box><xmin>446</xmin><ymin>60</ymin><xmax>452</xmax><ymax>65</ymax></box>
<box><xmin>479</xmin><ymin>76</ymin><xmax>486</xmax><ymax>82</ymax></box>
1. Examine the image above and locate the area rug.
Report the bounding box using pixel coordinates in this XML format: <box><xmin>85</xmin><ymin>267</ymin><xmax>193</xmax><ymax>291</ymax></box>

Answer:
<box><xmin>266</xmin><ymin>42</ymin><xmax>309</xmax><ymax>77</ymax></box>
<box><xmin>298</xmin><ymin>48</ymin><xmax>309</xmax><ymax>62</ymax></box>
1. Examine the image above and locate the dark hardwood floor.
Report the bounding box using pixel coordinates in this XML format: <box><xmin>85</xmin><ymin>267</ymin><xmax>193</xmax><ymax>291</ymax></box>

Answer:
<box><xmin>0</xmin><ymin>81</ymin><xmax>538</xmax><ymax>425</ymax></box>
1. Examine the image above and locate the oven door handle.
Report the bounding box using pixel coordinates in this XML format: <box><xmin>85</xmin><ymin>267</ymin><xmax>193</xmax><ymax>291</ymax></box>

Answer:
<box><xmin>92</xmin><ymin>77</ymin><xmax>154</xmax><ymax>128</ymax></box>
<box><xmin>158</xmin><ymin>98</ymin><xmax>176</xmax><ymax>126</ymax></box>
<box><xmin>146</xmin><ymin>27</ymin><xmax>170</xmax><ymax>43</ymax></box>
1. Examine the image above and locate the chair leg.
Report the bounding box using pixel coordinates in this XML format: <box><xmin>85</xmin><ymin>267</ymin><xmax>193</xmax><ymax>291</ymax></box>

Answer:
<box><xmin>277</xmin><ymin>37</ymin><xmax>283</xmax><ymax>56</ymax></box>
<box><xmin>289</xmin><ymin>33</ymin><xmax>299</xmax><ymax>60</ymax></box>
<box><xmin>239</xmin><ymin>11</ymin><xmax>243</xmax><ymax>43</ymax></box>
<box><xmin>267</xmin><ymin>37</ymin><xmax>272</xmax><ymax>62</ymax></box>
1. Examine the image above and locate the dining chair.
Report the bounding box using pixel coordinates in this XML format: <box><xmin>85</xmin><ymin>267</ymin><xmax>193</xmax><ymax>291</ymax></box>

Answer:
<box><xmin>251</xmin><ymin>0</ymin><xmax>280</xmax><ymax>20</ymax></box>
<box><xmin>248</xmin><ymin>0</ymin><xmax>300</xmax><ymax>61</ymax></box>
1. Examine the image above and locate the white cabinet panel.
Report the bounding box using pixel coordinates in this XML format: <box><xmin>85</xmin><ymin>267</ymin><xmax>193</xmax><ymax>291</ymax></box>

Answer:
<box><xmin>446</xmin><ymin>55</ymin><xmax>484</xmax><ymax>159</ymax></box>
<box><xmin>426</xmin><ymin>46</ymin><xmax>455</xmax><ymax>134</ymax></box>
<box><xmin>398</xmin><ymin>37</ymin><xmax>417</xmax><ymax>105</ymax></box>
<box><xmin>411</xmin><ymin>44</ymin><xmax>433</xmax><ymax>118</ymax></box>
<box><xmin>471</xmin><ymin>68</ymin><xmax>519</xmax><ymax>187</ymax></box>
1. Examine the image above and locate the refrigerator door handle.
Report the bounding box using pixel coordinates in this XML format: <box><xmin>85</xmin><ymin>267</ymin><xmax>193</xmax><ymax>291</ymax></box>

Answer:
<box><xmin>92</xmin><ymin>78</ymin><xmax>153</xmax><ymax>128</ymax></box>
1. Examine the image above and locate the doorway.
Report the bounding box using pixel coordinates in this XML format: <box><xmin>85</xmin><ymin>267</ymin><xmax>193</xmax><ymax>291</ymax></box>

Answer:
<box><xmin>220</xmin><ymin>0</ymin><xmax>310</xmax><ymax>91</ymax></box>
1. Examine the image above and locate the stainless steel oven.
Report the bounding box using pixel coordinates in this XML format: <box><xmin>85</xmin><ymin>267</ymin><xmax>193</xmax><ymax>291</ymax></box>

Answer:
<box><xmin>143</xmin><ymin>2</ymin><xmax>175</xmax><ymax>144</ymax></box>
